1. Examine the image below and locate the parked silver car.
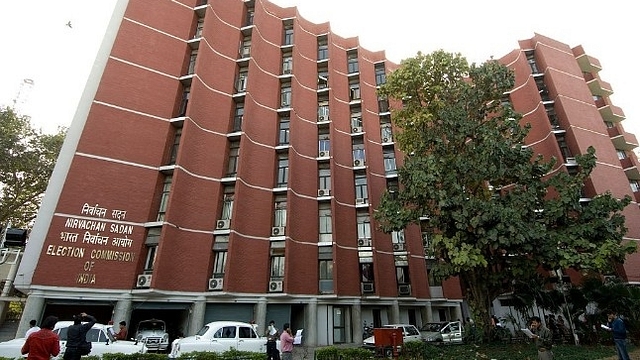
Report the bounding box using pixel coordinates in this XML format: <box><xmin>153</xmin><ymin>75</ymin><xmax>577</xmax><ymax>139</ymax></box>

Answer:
<box><xmin>135</xmin><ymin>319</ymin><xmax>169</xmax><ymax>352</ymax></box>
<box><xmin>420</xmin><ymin>321</ymin><xmax>463</xmax><ymax>343</ymax></box>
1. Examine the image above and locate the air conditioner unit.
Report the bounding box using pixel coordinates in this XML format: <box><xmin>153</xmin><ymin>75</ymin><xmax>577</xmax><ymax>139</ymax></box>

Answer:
<box><xmin>136</xmin><ymin>274</ymin><xmax>152</xmax><ymax>288</ymax></box>
<box><xmin>566</xmin><ymin>157</ymin><xmax>577</xmax><ymax>164</ymax></box>
<box><xmin>393</xmin><ymin>243</ymin><xmax>406</xmax><ymax>251</ymax></box>
<box><xmin>208</xmin><ymin>278</ymin><xmax>224</xmax><ymax>291</ymax></box>
<box><xmin>603</xmin><ymin>275</ymin><xmax>616</xmax><ymax>285</ymax></box>
<box><xmin>319</xmin><ymin>150</ymin><xmax>329</xmax><ymax>157</ymax></box>
<box><xmin>398</xmin><ymin>284</ymin><xmax>411</xmax><ymax>295</ymax></box>
<box><xmin>357</xmin><ymin>239</ymin><xmax>372</xmax><ymax>247</ymax></box>
<box><xmin>269</xmin><ymin>280</ymin><xmax>284</xmax><ymax>292</ymax></box>
<box><xmin>353</xmin><ymin>159</ymin><xmax>364</xmax><ymax>167</ymax></box>
<box><xmin>283</xmin><ymin>69</ymin><xmax>292</xmax><ymax>74</ymax></box>
<box><xmin>352</xmin><ymin>126</ymin><xmax>363</xmax><ymax>133</ymax></box>
<box><xmin>241</xmin><ymin>48</ymin><xmax>251</xmax><ymax>57</ymax></box>
<box><xmin>361</xmin><ymin>282</ymin><xmax>374</xmax><ymax>293</ymax></box>
<box><xmin>216</xmin><ymin>219</ymin><xmax>230</xmax><ymax>230</ymax></box>
<box><xmin>318</xmin><ymin>188</ymin><xmax>331</xmax><ymax>197</ymax></box>
<box><xmin>355</xmin><ymin>198</ymin><xmax>366</xmax><ymax>205</ymax></box>
<box><xmin>318</xmin><ymin>115</ymin><xmax>326</xmax><ymax>121</ymax></box>
<box><xmin>382</xmin><ymin>137</ymin><xmax>390</xmax><ymax>143</ymax></box>
<box><xmin>271</xmin><ymin>226</ymin><xmax>285</xmax><ymax>236</ymax></box>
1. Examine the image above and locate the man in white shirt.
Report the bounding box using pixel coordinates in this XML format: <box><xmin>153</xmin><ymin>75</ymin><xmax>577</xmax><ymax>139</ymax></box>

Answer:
<box><xmin>25</xmin><ymin>320</ymin><xmax>40</xmax><ymax>338</ymax></box>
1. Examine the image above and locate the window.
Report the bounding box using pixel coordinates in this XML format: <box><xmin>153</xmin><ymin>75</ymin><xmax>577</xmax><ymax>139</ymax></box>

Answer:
<box><xmin>356</xmin><ymin>212</ymin><xmax>371</xmax><ymax>239</ymax></box>
<box><xmin>350</xmin><ymin>111</ymin><xmax>362</xmax><ymax>129</ymax></box>
<box><xmin>240</xmin><ymin>36</ymin><xmax>251</xmax><ymax>58</ymax></box>
<box><xmin>270</xmin><ymin>255</ymin><xmax>285</xmax><ymax>278</ymax></box>
<box><xmin>391</xmin><ymin>230</ymin><xmax>405</xmax><ymax>244</ymax></box>
<box><xmin>381</xmin><ymin>124</ymin><xmax>392</xmax><ymax>142</ymax></box>
<box><xmin>617</xmin><ymin>150</ymin><xmax>627</xmax><ymax>160</ymax></box>
<box><xmin>396</xmin><ymin>266</ymin><xmax>409</xmax><ymax>284</ymax></box>
<box><xmin>194</xmin><ymin>18</ymin><xmax>204</xmax><ymax>39</ymax></box>
<box><xmin>556</xmin><ymin>135</ymin><xmax>572</xmax><ymax>161</ymax></box>
<box><xmin>282</xmin><ymin>54</ymin><xmax>293</xmax><ymax>74</ymax></box>
<box><xmin>281</xmin><ymin>84</ymin><xmax>291</xmax><ymax>107</ymax></box>
<box><xmin>221</xmin><ymin>191</ymin><xmax>234</xmax><ymax>220</ymax></box>
<box><xmin>427</xmin><ymin>266</ymin><xmax>442</xmax><ymax>286</ymax></box>
<box><xmin>245</xmin><ymin>7</ymin><xmax>254</xmax><ymax>26</ymax></box>
<box><xmin>378</xmin><ymin>96</ymin><xmax>389</xmax><ymax>113</ymax></box>
<box><xmin>156</xmin><ymin>175</ymin><xmax>172</xmax><ymax>221</ymax></box>
<box><xmin>212</xmin><ymin>251</ymin><xmax>227</xmax><ymax>276</ymax></box>
<box><xmin>319</xmin><ymin>167</ymin><xmax>331</xmax><ymax>189</ymax></box>
<box><xmin>545</xmin><ymin>103</ymin><xmax>560</xmax><ymax>129</ymax></box>
<box><xmin>274</xmin><ymin>199</ymin><xmax>287</xmax><ymax>227</ymax></box>
<box><xmin>319</xmin><ymin>205</ymin><xmax>332</xmax><ymax>238</ymax></box>
<box><xmin>187</xmin><ymin>50</ymin><xmax>198</xmax><ymax>74</ymax></box>
<box><xmin>347</xmin><ymin>52</ymin><xmax>359</xmax><ymax>73</ymax></box>
<box><xmin>631</xmin><ymin>180</ymin><xmax>640</xmax><ymax>193</ymax></box>
<box><xmin>283</xmin><ymin>24</ymin><xmax>293</xmax><ymax>45</ymax></box>
<box><xmin>144</xmin><ymin>245</ymin><xmax>157</xmax><ymax>271</ymax></box>
<box><xmin>526</xmin><ymin>51</ymin><xmax>539</xmax><ymax>74</ymax></box>
<box><xmin>169</xmin><ymin>128</ymin><xmax>182</xmax><ymax>165</ymax></box>
<box><xmin>375</xmin><ymin>63</ymin><xmax>386</xmax><ymax>85</ymax></box>
<box><xmin>278</xmin><ymin>118</ymin><xmax>290</xmax><ymax>145</ymax></box>
<box><xmin>319</xmin><ymin>259</ymin><xmax>333</xmax><ymax>280</ymax></box>
<box><xmin>360</xmin><ymin>263</ymin><xmax>374</xmax><ymax>282</ymax></box>
<box><xmin>276</xmin><ymin>156</ymin><xmax>289</xmax><ymax>187</ymax></box>
<box><xmin>236</xmin><ymin>69</ymin><xmax>248</xmax><ymax>92</ymax></box>
<box><xmin>318</xmin><ymin>136</ymin><xmax>330</xmax><ymax>155</ymax></box>
<box><xmin>383</xmin><ymin>149</ymin><xmax>397</xmax><ymax>175</ymax></box>
<box><xmin>239</xmin><ymin>326</ymin><xmax>257</xmax><ymax>339</ymax></box>
<box><xmin>355</xmin><ymin>174</ymin><xmax>368</xmax><ymax>201</ymax></box>
<box><xmin>317</xmin><ymin>101</ymin><xmax>329</xmax><ymax>120</ymax></box>
<box><xmin>318</xmin><ymin>70</ymin><xmax>329</xmax><ymax>89</ymax></box>
<box><xmin>318</xmin><ymin>37</ymin><xmax>328</xmax><ymax>60</ymax></box>
<box><xmin>349</xmin><ymin>80</ymin><xmax>360</xmax><ymax>101</ymax></box>
<box><xmin>352</xmin><ymin>145</ymin><xmax>365</xmax><ymax>163</ymax></box>
<box><xmin>178</xmin><ymin>87</ymin><xmax>190</xmax><ymax>117</ymax></box>
<box><xmin>233</xmin><ymin>103</ymin><xmax>244</xmax><ymax>132</ymax></box>
<box><xmin>227</xmin><ymin>141</ymin><xmax>240</xmax><ymax>176</ymax></box>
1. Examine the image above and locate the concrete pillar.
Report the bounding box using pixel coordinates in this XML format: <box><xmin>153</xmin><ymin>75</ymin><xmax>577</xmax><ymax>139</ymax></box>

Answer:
<box><xmin>112</xmin><ymin>293</ymin><xmax>133</xmax><ymax>330</ymax></box>
<box><xmin>189</xmin><ymin>296</ymin><xmax>206</xmax><ymax>335</ymax></box>
<box><xmin>255</xmin><ymin>298</ymin><xmax>268</xmax><ymax>336</ymax></box>
<box><xmin>306</xmin><ymin>298</ymin><xmax>318</xmax><ymax>346</ymax></box>
<box><xmin>453</xmin><ymin>303</ymin><xmax>463</xmax><ymax>322</ymax></box>
<box><xmin>351</xmin><ymin>299</ymin><xmax>362</xmax><ymax>343</ymax></box>
<box><xmin>421</xmin><ymin>302</ymin><xmax>433</xmax><ymax>324</ymax></box>
<box><xmin>17</xmin><ymin>292</ymin><xmax>45</xmax><ymax>337</ymax></box>
<box><xmin>390</xmin><ymin>300</ymin><xmax>400</xmax><ymax>324</ymax></box>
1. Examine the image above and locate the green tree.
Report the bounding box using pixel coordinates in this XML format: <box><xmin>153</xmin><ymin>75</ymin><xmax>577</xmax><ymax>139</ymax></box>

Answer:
<box><xmin>375</xmin><ymin>50</ymin><xmax>635</xmax><ymax>340</ymax></box>
<box><xmin>0</xmin><ymin>106</ymin><xmax>66</xmax><ymax>228</ymax></box>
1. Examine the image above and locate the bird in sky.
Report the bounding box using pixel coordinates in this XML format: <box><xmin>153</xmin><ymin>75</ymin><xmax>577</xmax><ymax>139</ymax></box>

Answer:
<box><xmin>66</xmin><ymin>21</ymin><xmax>72</xmax><ymax>28</ymax></box>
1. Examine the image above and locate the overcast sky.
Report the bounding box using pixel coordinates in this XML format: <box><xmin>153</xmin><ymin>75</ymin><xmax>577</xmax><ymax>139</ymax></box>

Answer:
<box><xmin>1</xmin><ymin>0</ymin><xmax>637</xmax><ymax>141</ymax></box>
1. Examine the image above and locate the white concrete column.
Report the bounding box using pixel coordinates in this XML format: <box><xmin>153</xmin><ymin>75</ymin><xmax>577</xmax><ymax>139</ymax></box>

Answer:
<box><xmin>189</xmin><ymin>296</ymin><xmax>206</xmax><ymax>335</ymax></box>
<box><xmin>112</xmin><ymin>293</ymin><xmax>132</xmax><ymax>330</ymax></box>
<box><xmin>255</xmin><ymin>298</ymin><xmax>268</xmax><ymax>336</ymax></box>
<box><xmin>390</xmin><ymin>300</ymin><xmax>400</xmax><ymax>324</ymax></box>
<box><xmin>351</xmin><ymin>299</ymin><xmax>362</xmax><ymax>342</ymax></box>
<box><xmin>306</xmin><ymin>298</ymin><xmax>318</xmax><ymax>346</ymax></box>
<box><xmin>17</xmin><ymin>292</ymin><xmax>45</xmax><ymax>337</ymax></box>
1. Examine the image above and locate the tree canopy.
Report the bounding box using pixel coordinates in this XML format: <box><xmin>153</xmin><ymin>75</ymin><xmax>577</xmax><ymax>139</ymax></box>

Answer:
<box><xmin>0</xmin><ymin>106</ymin><xmax>66</xmax><ymax>228</ymax></box>
<box><xmin>375</xmin><ymin>50</ymin><xmax>636</xmax><ymax>337</ymax></box>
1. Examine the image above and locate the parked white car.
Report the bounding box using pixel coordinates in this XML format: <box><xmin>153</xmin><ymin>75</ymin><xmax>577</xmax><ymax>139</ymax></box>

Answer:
<box><xmin>0</xmin><ymin>321</ymin><xmax>147</xmax><ymax>359</ymax></box>
<box><xmin>420</xmin><ymin>321</ymin><xmax>463</xmax><ymax>343</ymax></box>
<box><xmin>169</xmin><ymin>321</ymin><xmax>278</xmax><ymax>358</ymax></box>
<box><xmin>362</xmin><ymin>324</ymin><xmax>423</xmax><ymax>349</ymax></box>
<box><xmin>135</xmin><ymin>319</ymin><xmax>169</xmax><ymax>352</ymax></box>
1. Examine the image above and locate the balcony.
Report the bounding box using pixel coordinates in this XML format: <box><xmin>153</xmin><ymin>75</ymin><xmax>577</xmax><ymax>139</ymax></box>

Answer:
<box><xmin>599</xmin><ymin>104</ymin><xmax>625</xmax><ymax>123</ymax></box>
<box><xmin>574</xmin><ymin>51</ymin><xmax>602</xmax><ymax>74</ymax></box>
<box><xmin>585</xmin><ymin>74</ymin><xmax>613</xmax><ymax>97</ymax></box>
<box><xmin>621</xmin><ymin>157</ymin><xmax>640</xmax><ymax>180</ymax></box>
<box><xmin>608</xmin><ymin>127</ymin><xmax>639</xmax><ymax>151</ymax></box>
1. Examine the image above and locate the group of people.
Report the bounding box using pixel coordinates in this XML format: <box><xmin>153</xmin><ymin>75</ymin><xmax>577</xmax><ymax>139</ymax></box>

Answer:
<box><xmin>527</xmin><ymin>309</ymin><xmax>630</xmax><ymax>360</ymax></box>
<box><xmin>20</xmin><ymin>313</ymin><xmax>128</xmax><ymax>360</ymax></box>
<box><xmin>265</xmin><ymin>320</ymin><xmax>295</xmax><ymax>360</ymax></box>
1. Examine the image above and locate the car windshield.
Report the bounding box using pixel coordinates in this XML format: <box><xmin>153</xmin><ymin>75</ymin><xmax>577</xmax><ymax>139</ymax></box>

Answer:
<box><xmin>196</xmin><ymin>325</ymin><xmax>209</xmax><ymax>336</ymax></box>
<box><xmin>138</xmin><ymin>320</ymin><xmax>165</xmax><ymax>331</ymax></box>
<box><xmin>420</xmin><ymin>323</ymin><xmax>445</xmax><ymax>332</ymax></box>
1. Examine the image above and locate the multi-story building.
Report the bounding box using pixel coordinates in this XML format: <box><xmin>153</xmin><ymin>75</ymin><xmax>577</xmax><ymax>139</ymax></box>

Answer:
<box><xmin>6</xmin><ymin>2</ymin><xmax>638</xmax><ymax>346</ymax></box>
<box><xmin>499</xmin><ymin>33</ymin><xmax>640</xmax><ymax>287</ymax></box>
<box><xmin>10</xmin><ymin>0</ymin><xmax>464</xmax><ymax>345</ymax></box>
